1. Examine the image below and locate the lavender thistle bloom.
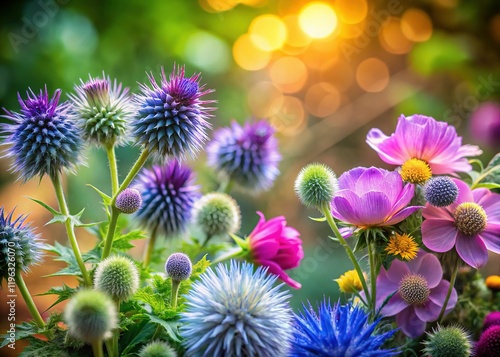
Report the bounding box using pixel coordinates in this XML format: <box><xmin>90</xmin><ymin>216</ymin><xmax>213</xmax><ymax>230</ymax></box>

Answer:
<box><xmin>134</xmin><ymin>161</ymin><xmax>200</xmax><ymax>236</ymax></box>
<box><xmin>1</xmin><ymin>87</ymin><xmax>83</xmax><ymax>181</ymax></box>
<box><xmin>207</xmin><ymin>120</ymin><xmax>281</xmax><ymax>191</ymax></box>
<box><xmin>69</xmin><ymin>73</ymin><xmax>132</xmax><ymax>146</ymax></box>
<box><xmin>132</xmin><ymin>65</ymin><xmax>214</xmax><ymax>160</ymax></box>
<box><xmin>180</xmin><ymin>261</ymin><xmax>293</xmax><ymax>357</ymax></box>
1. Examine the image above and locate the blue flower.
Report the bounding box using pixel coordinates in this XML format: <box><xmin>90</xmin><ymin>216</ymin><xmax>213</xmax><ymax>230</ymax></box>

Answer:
<box><xmin>207</xmin><ymin>120</ymin><xmax>281</xmax><ymax>192</ymax></box>
<box><xmin>134</xmin><ymin>160</ymin><xmax>200</xmax><ymax>236</ymax></box>
<box><xmin>290</xmin><ymin>301</ymin><xmax>398</xmax><ymax>357</ymax></box>
<box><xmin>180</xmin><ymin>261</ymin><xmax>293</xmax><ymax>357</ymax></box>
<box><xmin>0</xmin><ymin>207</ymin><xmax>44</xmax><ymax>282</ymax></box>
<box><xmin>132</xmin><ymin>65</ymin><xmax>214</xmax><ymax>160</ymax></box>
<box><xmin>1</xmin><ymin>87</ymin><xmax>83</xmax><ymax>181</ymax></box>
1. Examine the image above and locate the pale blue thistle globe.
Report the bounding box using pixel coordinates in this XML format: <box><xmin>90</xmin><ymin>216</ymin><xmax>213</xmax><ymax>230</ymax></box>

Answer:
<box><xmin>424</xmin><ymin>176</ymin><xmax>459</xmax><ymax>207</ymax></box>
<box><xmin>0</xmin><ymin>207</ymin><xmax>44</xmax><ymax>282</ymax></box>
<box><xmin>1</xmin><ymin>87</ymin><xmax>83</xmax><ymax>181</ymax></box>
<box><xmin>134</xmin><ymin>161</ymin><xmax>200</xmax><ymax>236</ymax></box>
<box><xmin>132</xmin><ymin>65</ymin><xmax>215</xmax><ymax>160</ymax></box>
<box><xmin>290</xmin><ymin>301</ymin><xmax>399</xmax><ymax>356</ymax></box>
<box><xmin>180</xmin><ymin>261</ymin><xmax>293</xmax><ymax>357</ymax></box>
<box><xmin>207</xmin><ymin>120</ymin><xmax>281</xmax><ymax>192</ymax></box>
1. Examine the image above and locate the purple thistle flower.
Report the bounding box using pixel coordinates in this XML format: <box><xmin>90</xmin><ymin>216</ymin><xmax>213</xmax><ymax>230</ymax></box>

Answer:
<box><xmin>1</xmin><ymin>87</ymin><xmax>83</xmax><ymax>181</ymax></box>
<box><xmin>134</xmin><ymin>160</ymin><xmax>200</xmax><ymax>236</ymax></box>
<box><xmin>165</xmin><ymin>252</ymin><xmax>192</xmax><ymax>282</ymax></box>
<box><xmin>374</xmin><ymin>251</ymin><xmax>457</xmax><ymax>338</ymax></box>
<box><xmin>330</xmin><ymin>167</ymin><xmax>422</xmax><ymax>230</ymax></box>
<box><xmin>69</xmin><ymin>72</ymin><xmax>132</xmax><ymax>146</ymax></box>
<box><xmin>115</xmin><ymin>188</ymin><xmax>142</xmax><ymax>214</ymax></box>
<box><xmin>132</xmin><ymin>65</ymin><xmax>215</xmax><ymax>160</ymax></box>
<box><xmin>422</xmin><ymin>179</ymin><xmax>500</xmax><ymax>269</ymax></box>
<box><xmin>207</xmin><ymin>120</ymin><xmax>281</xmax><ymax>191</ymax></box>
<box><xmin>476</xmin><ymin>325</ymin><xmax>500</xmax><ymax>357</ymax></box>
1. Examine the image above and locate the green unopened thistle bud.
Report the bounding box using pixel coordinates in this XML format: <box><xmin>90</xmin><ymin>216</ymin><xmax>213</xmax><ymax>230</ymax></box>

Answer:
<box><xmin>115</xmin><ymin>188</ymin><xmax>142</xmax><ymax>214</ymax></box>
<box><xmin>139</xmin><ymin>340</ymin><xmax>177</xmax><ymax>357</ymax></box>
<box><xmin>94</xmin><ymin>256</ymin><xmax>139</xmax><ymax>301</ymax></box>
<box><xmin>422</xmin><ymin>325</ymin><xmax>473</xmax><ymax>357</ymax></box>
<box><xmin>294</xmin><ymin>163</ymin><xmax>338</xmax><ymax>208</ymax></box>
<box><xmin>64</xmin><ymin>290</ymin><xmax>117</xmax><ymax>343</ymax></box>
<box><xmin>192</xmin><ymin>193</ymin><xmax>241</xmax><ymax>237</ymax></box>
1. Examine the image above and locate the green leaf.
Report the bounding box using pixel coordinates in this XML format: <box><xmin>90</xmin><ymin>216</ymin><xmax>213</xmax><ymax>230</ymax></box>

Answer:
<box><xmin>112</xmin><ymin>229</ymin><xmax>147</xmax><ymax>251</ymax></box>
<box><xmin>229</xmin><ymin>233</ymin><xmax>248</xmax><ymax>250</ymax></box>
<box><xmin>0</xmin><ymin>321</ymin><xmax>40</xmax><ymax>348</ymax></box>
<box><xmin>37</xmin><ymin>284</ymin><xmax>78</xmax><ymax>311</ymax></box>
<box><xmin>87</xmin><ymin>184</ymin><xmax>112</xmax><ymax>206</ymax></box>
<box><xmin>309</xmin><ymin>215</ymin><xmax>327</xmax><ymax>222</ymax></box>
<box><xmin>147</xmin><ymin>314</ymin><xmax>181</xmax><ymax>342</ymax></box>
<box><xmin>28</xmin><ymin>197</ymin><xmax>60</xmax><ymax>216</ymax></box>
<box><xmin>119</xmin><ymin>319</ymin><xmax>156</xmax><ymax>355</ymax></box>
<box><xmin>475</xmin><ymin>182</ymin><xmax>500</xmax><ymax>189</ymax></box>
<box><xmin>43</xmin><ymin>242</ymin><xmax>83</xmax><ymax>278</ymax></box>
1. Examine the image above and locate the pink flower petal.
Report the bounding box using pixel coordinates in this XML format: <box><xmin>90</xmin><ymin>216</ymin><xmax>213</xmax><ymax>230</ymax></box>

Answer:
<box><xmin>356</xmin><ymin>192</ymin><xmax>391</xmax><ymax>225</ymax></box>
<box><xmin>422</xmin><ymin>219</ymin><xmax>458</xmax><ymax>252</ymax></box>
<box><xmin>251</xmin><ymin>239</ymin><xmax>279</xmax><ymax>260</ymax></box>
<box><xmin>384</xmin><ymin>205</ymin><xmax>422</xmax><ymax>226</ymax></box>
<box><xmin>450</xmin><ymin>179</ymin><xmax>473</xmax><ymax>207</ymax></box>
<box><xmin>408</xmin><ymin>253</ymin><xmax>442</xmax><ymax>288</ymax></box>
<box><xmin>414</xmin><ymin>300</ymin><xmax>442</xmax><ymax>322</ymax></box>
<box><xmin>455</xmin><ymin>233</ymin><xmax>488</xmax><ymax>268</ymax></box>
<box><xmin>376</xmin><ymin>267</ymin><xmax>399</xmax><ymax>299</ymax></box>
<box><xmin>381</xmin><ymin>294</ymin><xmax>408</xmax><ymax>317</ymax></box>
<box><xmin>429</xmin><ymin>280</ymin><xmax>458</xmax><ymax>311</ymax></box>
<box><xmin>386</xmin><ymin>260</ymin><xmax>410</xmax><ymax>284</ymax></box>
<box><xmin>479</xmin><ymin>224</ymin><xmax>500</xmax><ymax>253</ymax></box>
<box><xmin>332</xmin><ymin>196</ymin><xmax>362</xmax><ymax>226</ymax></box>
<box><xmin>396</xmin><ymin>307</ymin><xmax>427</xmax><ymax>338</ymax></box>
<box><xmin>260</xmin><ymin>260</ymin><xmax>301</xmax><ymax>289</ymax></box>
<box><xmin>422</xmin><ymin>204</ymin><xmax>454</xmax><ymax>221</ymax></box>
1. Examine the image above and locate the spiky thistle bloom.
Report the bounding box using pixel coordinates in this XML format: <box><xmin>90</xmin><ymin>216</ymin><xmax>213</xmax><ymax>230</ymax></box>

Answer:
<box><xmin>385</xmin><ymin>233</ymin><xmax>419</xmax><ymax>261</ymax></box>
<box><xmin>68</xmin><ymin>73</ymin><xmax>132</xmax><ymax>146</ymax></box>
<box><xmin>180</xmin><ymin>261</ymin><xmax>293</xmax><ymax>357</ymax></box>
<box><xmin>422</xmin><ymin>325</ymin><xmax>473</xmax><ymax>357</ymax></box>
<box><xmin>115</xmin><ymin>188</ymin><xmax>142</xmax><ymax>214</ymax></box>
<box><xmin>134</xmin><ymin>161</ymin><xmax>200</xmax><ymax>236</ymax></box>
<box><xmin>94</xmin><ymin>256</ymin><xmax>140</xmax><ymax>301</ymax></box>
<box><xmin>334</xmin><ymin>269</ymin><xmax>365</xmax><ymax>293</ymax></box>
<box><xmin>165</xmin><ymin>253</ymin><xmax>192</xmax><ymax>282</ymax></box>
<box><xmin>132</xmin><ymin>65</ymin><xmax>214</xmax><ymax>160</ymax></box>
<box><xmin>207</xmin><ymin>120</ymin><xmax>281</xmax><ymax>192</ymax></box>
<box><xmin>290</xmin><ymin>300</ymin><xmax>399</xmax><ymax>356</ymax></box>
<box><xmin>0</xmin><ymin>207</ymin><xmax>44</xmax><ymax>282</ymax></box>
<box><xmin>424</xmin><ymin>176</ymin><xmax>459</xmax><ymax>207</ymax></box>
<box><xmin>1</xmin><ymin>87</ymin><xmax>83</xmax><ymax>181</ymax></box>
<box><xmin>484</xmin><ymin>312</ymin><xmax>500</xmax><ymax>331</ymax></box>
<box><xmin>64</xmin><ymin>289</ymin><xmax>117</xmax><ymax>343</ymax></box>
<box><xmin>476</xmin><ymin>325</ymin><xmax>500</xmax><ymax>357</ymax></box>
<box><xmin>295</xmin><ymin>163</ymin><xmax>338</xmax><ymax>209</ymax></box>
<box><xmin>139</xmin><ymin>341</ymin><xmax>177</xmax><ymax>357</ymax></box>
<box><xmin>192</xmin><ymin>192</ymin><xmax>241</xmax><ymax>237</ymax></box>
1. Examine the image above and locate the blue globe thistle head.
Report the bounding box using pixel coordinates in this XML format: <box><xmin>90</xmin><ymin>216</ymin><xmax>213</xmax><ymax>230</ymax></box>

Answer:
<box><xmin>165</xmin><ymin>252</ymin><xmax>192</xmax><ymax>282</ymax></box>
<box><xmin>207</xmin><ymin>120</ymin><xmax>281</xmax><ymax>192</ymax></box>
<box><xmin>134</xmin><ymin>160</ymin><xmax>200</xmax><ymax>236</ymax></box>
<box><xmin>132</xmin><ymin>65</ymin><xmax>215</xmax><ymax>160</ymax></box>
<box><xmin>0</xmin><ymin>207</ymin><xmax>44</xmax><ymax>282</ymax></box>
<box><xmin>1</xmin><ymin>86</ymin><xmax>83</xmax><ymax>181</ymax></box>
<box><xmin>69</xmin><ymin>72</ymin><xmax>132</xmax><ymax>147</ymax></box>
<box><xmin>180</xmin><ymin>261</ymin><xmax>293</xmax><ymax>357</ymax></box>
<box><xmin>424</xmin><ymin>176</ymin><xmax>459</xmax><ymax>207</ymax></box>
<box><xmin>291</xmin><ymin>300</ymin><xmax>399</xmax><ymax>357</ymax></box>
<box><xmin>115</xmin><ymin>188</ymin><xmax>142</xmax><ymax>214</ymax></box>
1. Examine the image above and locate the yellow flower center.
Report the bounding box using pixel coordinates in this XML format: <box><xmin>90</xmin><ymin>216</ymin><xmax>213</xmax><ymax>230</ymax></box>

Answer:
<box><xmin>400</xmin><ymin>158</ymin><xmax>432</xmax><ymax>184</ymax></box>
<box><xmin>385</xmin><ymin>233</ymin><xmax>419</xmax><ymax>261</ymax></box>
<box><xmin>399</xmin><ymin>274</ymin><xmax>430</xmax><ymax>305</ymax></box>
<box><xmin>335</xmin><ymin>269</ymin><xmax>365</xmax><ymax>293</ymax></box>
<box><xmin>486</xmin><ymin>275</ymin><xmax>500</xmax><ymax>292</ymax></box>
<box><xmin>453</xmin><ymin>202</ymin><xmax>487</xmax><ymax>236</ymax></box>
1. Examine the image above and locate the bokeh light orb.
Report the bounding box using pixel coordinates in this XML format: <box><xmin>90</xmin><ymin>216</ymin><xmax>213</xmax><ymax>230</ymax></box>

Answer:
<box><xmin>299</xmin><ymin>2</ymin><xmax>338</xmax><ymax>39</ymax></box>
<box><xmin>335</xmin><ymin>0</ymin><xmax>368</xmax><ymax>25</ymax></box>
<box><xmin>379</xmin><ymin>18</ymin><xmax>413</xmax><ymax>55</ymax></box>
<box><xmin>270</xmin><ymin>96</ymin><xmax>306</xmax><ymax>136</ymax></box>
<box><xmin>356</xmin><ymin>58</ymin><xmax>390</xmax><ymax>93</ymax></box>
<box><xmin>233</xmin><ymin>33</ymin><xmax>271</xmax><ymax>70</ymax></box>
<box><xmin>305</xmin><ymin>83</ymin><xmax>341</xmax><ymax>118</ymax></box>
<box><xmin>401</xmin><ymin>9</ymin><xmax>433</xmax><ymax>42</ymax></box>
<box><xmin>269</xmin><ymin>56</ymin><xmax>308</xmax><ymax>93</ymax></box>
<box><xmin>249</xmin><ymin>14</ymin><xmax>287</xmax><ymax>51</ymax></box>
<box><xmin>247</xmin><ymin>81</ymin><xmax>284</xmax><ymax>117</ymax></box>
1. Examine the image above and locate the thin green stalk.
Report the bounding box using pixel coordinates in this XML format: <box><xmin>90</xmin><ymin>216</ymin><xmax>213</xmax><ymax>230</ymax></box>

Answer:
<box><xmin>102</xmin><ymin>206</ymin><xmax>120</xmax><ymax>260</ymax></box>
<box><xmin>106</xmin><ymin>144</ymin><xmax>119</xmax><ymax>196</ymax></box>
<box><xmin>438</xmin><ymin>261</ymin><xmax>459</xmax><ymax>323</ymax></box>
<box><xmin>171</xmin><ymin>280</ymin><xmax>181</xmax><ymax>309</ymax></box>
<box><xmin>142</xmin><ymin>226</ymin><xmax>158</xmax><ymax>268</ymax></box>
<box><xmin>51</xmin><ymin>174</ymin><xmax>92</xmax><ymax>286</ymax></box>
<box><xmin>320</xmin><ymin>202</ymin><xmax>371</xmax><ymax>308</ymax></box>
<box><xmin>116</xmin><ymin>149</ymin><xmax>150</xmax><ymax>196</ymax></box>
<box><xmin>16</xmin><ymin>272</ymin><xmax>44</xmax><ymax>329</ymax></box>
<box><xmin>368</xmin><ymin>241</ymin><xmax>377</xmax><ymax>316</ymax></box>
<box><xmin>210</xmin><ymin>247</ymin><xmax>246</xmax><ymax>265</ymax></box>
<box><xmin>92</xmin><ymin>340</ymin><xmax>104</xmax><ymax>357</ymax></box>
<box><xmin>111</xmin><ymin>300</ymin><xmax>120</xmax><ymax>357</ymax></box>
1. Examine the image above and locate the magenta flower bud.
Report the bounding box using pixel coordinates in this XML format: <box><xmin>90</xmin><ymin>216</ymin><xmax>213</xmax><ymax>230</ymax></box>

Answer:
<box><xmin>115</xmin><ymin>188</ymin><xmax>142</xmax><ymax>214</ymax></box>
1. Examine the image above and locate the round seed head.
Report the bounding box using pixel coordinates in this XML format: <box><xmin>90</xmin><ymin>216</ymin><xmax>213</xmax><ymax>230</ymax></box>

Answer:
<box><xmin>165</xmin><ymin>253</ymin><xmax>192</xmax><ymax>282</ymax></box>
<box><xmin>422</xmin><ymin>325</ymin><xmax>473</xmax><ymax>357</ymax></box>
<box><xmin>424</xmin><ymin>176</ymin><xmax>459</xmax><ymax>207</ymax></box>
<box><xmin>295</xmin><ymin>163</ymin><xmax>338</xmax><ymax>208</ymax></box>
<box><xmin>115</xmin><ymin>188</ymin><xmax>142</xmax><ymax>214</ymax></box>
<box><xmin>139</xmin><ymin>341</ymin><xmax>177</xmax><ymax>357</ymax></box>
<box><xmin>94</xmin><ymin>256</ymin><xmax>140</xmax><ymax>301</ymax></box>
<box><xmin>192</xmin><ymin>193</ymin><xmax>241</xmax><ymax>237</ymax></box>
<box><xmin>476</xmin><ymin>325</ymin><xmax>500</xmax><ymax>357</ymax></box>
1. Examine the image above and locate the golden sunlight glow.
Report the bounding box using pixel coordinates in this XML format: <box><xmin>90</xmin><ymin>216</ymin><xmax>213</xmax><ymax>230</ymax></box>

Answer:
<box><xmin>335</xmin><ymin>0</ymin><xmax>368</xmax><ymax>24</ymax></box>
<box><xmin>320</xmin><ymin>59</ymin><xmax>354</xmax><ymax>92</ymax></box>
<box><xmin>356</xmin><ymin>58</ymin><xmax>390</xmax><ymax>93</ymax></box>
<box><xmin>299</xmin><ymin>2</ymin><xmax>338</xmax><ymax>39</ymax></box>
<box><xmin>401</xmin><ymin>9</ymin><xmax>433</xmax><ymax>42</ymax></box>
<box><xmin>380</xmin><ymin>18</ymin><xmax>413</xmax><ymax>55</ymax></box>
<box><xmin>283</xmin><ymin>15</ymin><xmax>312</xmax><ymax>48</ymax></box>
<box><xmin>270</xmin><ymin>96</ymin><xmax>306</xmax><ymax>136</ymax></box>
<box><xmin>249</xmin><ymin>15</ymin><xmax>287</xmax><ymax>51</ymax></box>
<box><xmin>247</xmin><ymin>81</ymin><xmax>284</xmax><ymax>117</ymax></box>
<box><xmin>269</xmin><ymin>57</ymin><xmax>308</xmax><ymax>93</ymax></box>
<box><xmin>233</xmin><ymin>33</ymin><xmax>271</xmax><ymax>70</ymax></box>
<box><xmin>305</xmin><ymin>83</ymin><xmax>341</xmax><ymax>118</ymax></box>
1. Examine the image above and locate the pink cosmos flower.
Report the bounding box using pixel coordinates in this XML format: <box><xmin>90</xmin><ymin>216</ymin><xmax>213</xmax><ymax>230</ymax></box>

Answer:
<box><xmin>330</xmin><ymin>167</ymin><xmax>421</xmax><ymax>229</ymax></box>
<box><xmin>375</xmin><ymin>251</ymin><xmax>457</xmax><ymax>338</ymax></box>
<box><xmin>247</xmin><ymin>211</ymin><xmax>304</xmax><ymax>289</ymax></box>
<box><xmin>366</xmin><ymin>114</ymin><xmax>482</xmax><ymax>175</ymax></box>
<box><xmin>422</xmin><ymin>179</ymin><xmax>500</xmax><ymax>269</ymax></box>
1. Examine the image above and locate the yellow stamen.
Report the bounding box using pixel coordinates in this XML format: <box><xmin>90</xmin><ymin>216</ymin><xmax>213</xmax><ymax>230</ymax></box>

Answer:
<box><xmin>454</xmin><ymin>202</ymin><xmax>487</xmax><ymax>236</ymax></box>
<box><xmin>385</xmin><ymin>233</ymin><xmax>419</xmax><ymax>261</ymax></box>
<box><xmin>400</xmin><ymin>158</ymin><xmax>432</xmax><ymax>184</ymax></box>
<box><xmin>334</xmin><ymin>269</ymin><xmax>366</xmax><ymax>293</ymax></box>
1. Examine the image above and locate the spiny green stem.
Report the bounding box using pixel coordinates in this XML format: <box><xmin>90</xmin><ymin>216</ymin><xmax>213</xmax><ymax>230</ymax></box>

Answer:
<box><xmin>51</xmin><ymin>173</ymin><xmax>92</xmax><ymax>286</ymax></box>
<box><xmin>106</xmin><ymin>144</ymin><xmax>119</xmax><ymax>196</ymax></box>
<box><xmin>102</xmin><ymin>206</ymin><xmax>120</xmax><ymax>260</ymax></box>
<box><xmin>115</xmin><ymin>149</ymin><xmax>150</xmax><ymax>198</ymax></box>
<box><xmin>16</xmin><ymin>272</ymin><xmax>45</xmax><ymax>329</ymax></box>
<box><xmin>142</xmin><ymin>226</ymin><xmax>158</xmax><ymax>268</ymax></box>
<box><xmin>438</xmin><ymin>260</ymin><xmax>459</xmax><ymax>323</ymax></box>
<box><xmin>320</xmin><ymin>202</ymin><xmax>371</xmax><ymax>308</ymax></box>
<box><xmin>92</xmin><ymin>339</ymin><xmax>104</xmax><ymax>357</ymax></box>
<box><xmin>171</xmin><ymin>280</ymin><xmax>181</xmax><ymax>309</ymax></box>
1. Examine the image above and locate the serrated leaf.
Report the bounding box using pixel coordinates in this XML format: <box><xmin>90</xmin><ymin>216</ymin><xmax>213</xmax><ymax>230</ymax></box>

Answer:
<box><xmin>309</xmin><ymin>215</ymin><xmax>327</xmax><ymax>222</ymax></box>
<box><xmin>0</xmin><ymin>321</ymin><xmax>41</xmax><ymax>348</ymax></box>
<box><xmin>475</xmin><ymin>182</ymin><xmax>500</xmax><ymax>189</ymax></box>
<box><xmin>37</xmin><ymin>284</ymin><xmax>78</xmax><ymax>311</ymax></box>
<box><xmin>28</xmin><ymin>197</ymin><xmax>60</xmax><ymax>216</ymax></box>
<box><xmin>43</xmin><ymin>242</ymin><xmax>83</xmax><ymax>278</ymax></box>
<box><xmin>112</xmin><ymin>229</ymin><xmax>147</xmax><ymax>251</ymax></box>
<box><xmin>87</xmin><ymin>184</ymin><xmax>112</xmax><ymax>206</ymax></box>
<box><xmin>147</xmin><ymin>314</ymin><xmax>181</xmax><ymax>342</ymax></box>
<box><xmin>120</xmin><ymin>319</ymin><xmax>156</xmax><ymax>355</ymax></box>
<box><xmin>46</xmin><ymin>214</ymin><xmax>69</xmax><ymax>225</ymax></box>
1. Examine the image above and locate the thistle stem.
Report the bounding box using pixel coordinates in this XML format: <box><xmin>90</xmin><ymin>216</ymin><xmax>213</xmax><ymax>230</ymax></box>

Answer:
<box><xmin>111</xmin><ymin>301</ymin><xmax>120</xmax><ymax>357</ymax></box>
<box><xmin>142</xmin><ymin>226</ymin><xmax>158</xmax><ymax>268</ymax></box>
<box><xmin>92</xmin><ymin>339</ymin><xmax>104</xmax><ymax>357</ymax></box>
<box><xmin>438</xmin><ymin>261</ymin><xmax>459</xmax><ymax>323</ymax></box>
<box><xmin>115</xmin><ymin>149</ymin><xmax>150</xmax><ymax>197</ymax></box>
<box><xmin>101</xmin><ymin>206</ymin><xmax>120</xmax><ymax>260</ymax></box>
<box><xmin>51</xmin><ymin>174</ymin><xmax>92</xmax><ymax>286</ymax></box>
<box><xmin>106</xmin><ymin>144</ymin><xmax>119</xmax><ymax>196</ymax></box>
<box><xmin>171</xmin><ymin>280</ymin><xmax>181</xmax><ymax>309</ymax></box>
<box><xmin>210</xmin><ymin>247</ymin><xmax>245</xmax><ymax>265</ymax></box>
<box><xmin>320</xmin><ymin>202</ymin><xmax>371</xmax><ymax>308</ymax></box>
<box><xmin>15</xmin><ymin>272</ymin><xmax>44</xmax><ymax>329</ymax></box>
<box><xmin>368</xmin><ymin>241</ymin><xmax>377</xmax><ymax>317</ymax></box>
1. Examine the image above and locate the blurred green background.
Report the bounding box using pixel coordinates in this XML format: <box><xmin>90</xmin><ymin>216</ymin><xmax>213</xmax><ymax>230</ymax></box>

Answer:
<box><xmin>1</xmin><ymin>1</ymin><xmax>500</xmax><ymax>352</ymax></box>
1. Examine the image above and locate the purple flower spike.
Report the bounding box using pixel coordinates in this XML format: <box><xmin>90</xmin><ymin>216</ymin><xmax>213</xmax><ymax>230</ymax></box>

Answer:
<box><xmin>1</xmin><ymin>87</ymin><xmax>83</xmax><ymax>181</ymax></box>
<box><xmin>207</xmin><ymin>120</ymin><xmax>281</xmax><ymax>192</ymax></box>
<box><xmin>374</xmin><ymin>251</ymin><xmax>457</xmax><ymax>338</ymax></box>
<box><xmin>134</xmin><ymin>160</ymin><xmax>200</xmax><ymax>236</ymax></box>
<box><xmin>367</xmin><ymin>114</ymin><xmax>482</xmax><ymax>176</ymax></box>
<box><xmin>330</xmin><ymin>167</ymin><xmax>422</xmax><ymax>229</ymax></box>
<box><xmin>422</xmin><ymin>179</ymin><xmax>500</xmax><ymax>269</ymax></box>
<box><xmin>132</xmin><ymin>65</ymin><xmax>215</xmax><ymax>160</ymax></box>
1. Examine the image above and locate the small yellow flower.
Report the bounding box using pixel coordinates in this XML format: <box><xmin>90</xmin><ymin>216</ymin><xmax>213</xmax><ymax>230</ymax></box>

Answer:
<box><xmin>385</xmin><ymin>233</ymin><xmax>419</xmax><ymax>261</ymax></box>
<box><xmin>486</xmin><ymin>275</ymin><xmax>500</xmax><ymax>292</ymax></box>
<box><xmin>335</xmin><ymin>270</ymin><xmax>365</xmax><ymax>293</ymax></box>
